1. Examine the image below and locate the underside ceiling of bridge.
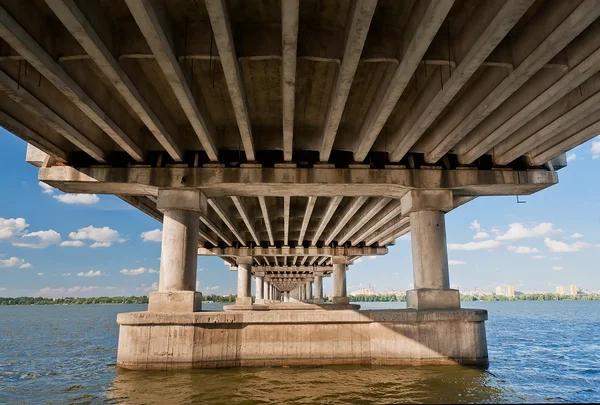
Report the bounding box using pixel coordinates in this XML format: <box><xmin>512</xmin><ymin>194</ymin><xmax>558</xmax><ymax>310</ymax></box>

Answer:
<box><xmin>1</xmin><ymin>0</ymin><xmax>592</xmax><ymax>264</ymax></box>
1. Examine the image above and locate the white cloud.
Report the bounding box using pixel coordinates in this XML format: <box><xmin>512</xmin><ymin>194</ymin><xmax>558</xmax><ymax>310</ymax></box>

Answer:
<box><xmin>0</xmin><ymin>257</ymin><xmax>25</xmax><ymax>268</ymax></box>
<box><xmin>137</xmin><ymin>282</ymin><xmax>159</xmax><ymax>293</ymax></box>
<box><xmin>448</xmin><ymin>240</ymin><xmax>501</xmax><ymax>251</ymax></box>
<box><xmin>491</xmin><ymin>228</ymin><xmax>501</xmax><ymax>235</ymax></box>
<box><xmin>90</xmin><ymin>242</ymin><xmax>111</xmax><ymax>248</ymax></box>
<box><xmin>532</xmin><ymin>255</ymin><xmax>545</xmax><ymax>260</ymax></box>
<box><xmin>19</xmin><ymin>263</ymin><xmax>32</xmax><ymax>269</ymax></box>
<box><xmin>507</xmin><ymin>245</ymin><xmax>540</xmax><ymax>254</ymax></box>
<box><xmin>0</xmin><ymin>287</ymin><xmax>6</xmax><ymax>292</ymax></box>
<box><xmin>120</xmin><ymin>267</ymin><xmax>151</xmax><ymax>276</ymax></box>
<box><xmin>473</xmin><ymin>232</ymin><xmax>490</xmax><ymax>240</ymax></box>
<box><xmin>37</xmin><ymin>272</ymin><xmax>43</xmax><ymax>276</ymax></box>
<box><xmin>552</xmin><ymin>257</ymin><xmax>562</xmax><ymax>260</ymax></box>
<box><xmin>367</xmin><ymin>256</ymin><xmax>377</xmax><ymax>260</ymax></box>
<box><xmin>140</xmin><ymin>229</ymin><xmax>162</xmax><ymax>242</ymax></box>
<box><xmin>38</xmin><ymin>181</ymin><xmax>55</xmax><ymax>194</ymax></box>
<box><xmin>59</xmin><ymin>240</ymin><xmax>84</xmax><ymax>247</ymax></box>
<box><xmin>399</xmin><ymin>233</ymin><xmax>410</xmax><ymax>241</ymax></box>
<box><xmin>470</xmin><ymin>220</ymin><xmax>481</xmax><ymax>232</ymax></box>
<box><xmin>552</xmin><ymin>266</ymin><xmax>564</xmax><ymax>271</ymax></box>
<box><xmin>544</xmin><ymin>238</ymin><xmax>590</xmax><ymax>253</ymax></box>
<box><xmin>148</xmin><ymin>268</ymin><xmax>159</xmax><ymax>274</ymax></box>
<box><xmin>570</xmin><ymin>233</ymin><xmax>584</xmax><ymax>239</ymax></box>
<box><xmin>205</xmin><ymin>285</ymin><xmax>219</xmax><ymax>291</ymax></box>
<box><xmin>69</xmin><ymin>226</ymin><xmax>125</xmax><ymax>248</ymax></box>
<box><xmin>566</xmin><ymin>153</ymin><xmax>576</xmax><ymax>163</ymax></box>
<box><xmin>354</xmin><ymin>258</ymin><xmax>363</xmax><ymax>264</ymax></box>
<box><xmin>77</xmin><ymin>270</ymin><xmax>103</xmax><ymax>277</ymax></box>
<box><xmin>448</xmin><ymin>260</ymin><xmax>467</xmax><ymax>265</ymax></box>
<box><xmin>12</xmin><ymin>230</ymin><xmax>61</xmax><ymax>248</ymax></box>
<box><xmin>496</xmin><ymin>223</ymin><xmax>556</xmax><ymax>241</ymax></box>
<box><xmin>62</xmin><ymin>273</ymin><xmax>72</xmax><ymax>276</ymax></box>
<box><xmin>0</xmin><ymin>217</ymin><xmax>28</xmax><ymax>240</ymax></box>
<box><xmin>53</xmin><ymin>194</ymin><xmax>99</xmax><ymax>204</ymax></box>
<box><xmin>592</xmin><ymin>137</ymin><xmax>600</xmax><ymax>159</ymax></box>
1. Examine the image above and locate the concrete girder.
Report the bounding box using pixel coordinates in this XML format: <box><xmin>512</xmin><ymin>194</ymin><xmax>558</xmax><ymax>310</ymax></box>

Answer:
<box><xmin>281</xmin><ymin>0</ymin><xmax>299</xmax><ymax>162</ymax></box>
<box><xmin>230</xmin><ymin>196</ymin><xmax>260</xmax><ymax>245</ymax></box>
<box><xmin>205</xmin><ymin>0</ymin><xmax>255</xmax><ymax>161</ymax></box>
<box><xmin>38</xmin><ymin>166</ymin><xmax>558</xmax><ymax>198</ymax></box>
<box><xmin>297</xmin><ymin>196</ymin><xmax>317</xmax><ymax>245</ymax></box>
<box><xmin>0</xmin><ymin>5</ymin><xmax>145</xmax><ymax>162</ymax></box>
<box><xmin>124</xmin><ymin>0</ymin><xmax>219</xmax><ymax>161</ymax></box>
<box><xmin>44</xmin><ymin>0</ymin><xmax>184</xmax><ymax>162</ymax></box>
<box><xmin>423</xmin><ymin>0</ymin><xmax>600</xmax><ymax>164</ymax></box>
<box><xmin>257</xmin><ymin>196</ymin><xmax>275</xmax><ymax>246</ymax></box>
<box><xmin>353</xmin><ymin>0</ymin><xmax>455</xmax><ymax>161</ymax></box>
<box><xmin>350</xmin><ymin>200</ymin><xmax>402</xmax><ymax>245</ymax></box>
<box><xmin>324</xmin><ymin>196</ymin><xmax>368</xmax><ymax>245</ymax></box>
<box><xmin>198</xmin><ymin>246</ymin><xmax>387</xmax><ymax>258</ymax></box>
<box><xmin>319</xmin><ymin>0</ymin><xmax>377</xmax><ymax>162</ymax></box>
<box><xmin>337</xmin><ymin>197</ymin><xmax>391</xmax><ymax>245</ymax></box>
<box><xmin>283</xmin><ymin>196</ymin><xmax>290</xmax><ymax>246</ymax></box>
<box><xmin>387</xmin><ymin>0</ymin><xmax>534</xmax><ymax>162</ymax></box>
<box><xmin>207</xmin><ymin>198</ymin><xmax>246</xmax><ymax>246</ymax></box>
<box><xmin>364</xmin><ymin>217</ymin><xmax>410</xmax><ymax>246</ymax></box>
<box><xmin>311</xmin><ymin>196</ymin><xmax>343</xmax><ymax>245</ymax></box>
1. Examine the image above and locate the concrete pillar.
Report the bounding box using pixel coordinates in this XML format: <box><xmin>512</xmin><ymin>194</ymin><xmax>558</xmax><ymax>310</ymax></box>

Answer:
<box><xmin>284</xmin><ymin>291</ymin><xmax>290</xmax><ymax>302</ymax></box>
<box><xmin>236</xmin><ymin>259</ymin><xmax>252</xmax><ymax>306</ymax></box>
<box><xmin>332</xmin><ymin>259</ymin><xmax>349</xmax><ymax>305</ymax></box>
<box><xmin>401</xmin><ymin>190</ymin><xmax>459</xmax><ymax>310</ymax></box>
<box><xmin>263</xmin><ymin>280</ymin><xmax>269</xmax><ymax>301</ymax></box>
<box><xmin>306</xmin><ymin>282</ymin><xmax>313</xmax><ymax>300</ymax></box>
<box><xmin>255</xmin><ymin>274</ymin><xmax>264</xmax><ymax>303</ymax></box>
<box><xmin>314</xmin><ymin>274</ymin><xmax>323</xmax><ymax>302</ymax></box>
<box><xmin>149</xmin><ymin>190</ymin><xmax>202</xmax><ymax>313</ymax></box>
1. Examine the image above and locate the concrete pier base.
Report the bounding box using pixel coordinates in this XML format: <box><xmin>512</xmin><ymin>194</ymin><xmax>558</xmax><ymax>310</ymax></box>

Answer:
<box><xmin>116</xmin><ymin>309</ymin><xmax>488</xmax><ymax>370</ymax></box>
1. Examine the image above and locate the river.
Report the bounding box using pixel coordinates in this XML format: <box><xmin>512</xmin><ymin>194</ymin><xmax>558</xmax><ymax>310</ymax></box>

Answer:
<box><xmin>1</xmin><ymin>301</ymin><xmax>599</xmax><ymax>404</ymax></box>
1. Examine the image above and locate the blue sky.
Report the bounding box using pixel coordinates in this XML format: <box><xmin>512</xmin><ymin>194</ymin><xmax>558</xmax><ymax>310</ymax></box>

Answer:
<box><xmin>1</xmin><ymin>130</ymin><xmax>599</xmax><ymax>298</ymax></box>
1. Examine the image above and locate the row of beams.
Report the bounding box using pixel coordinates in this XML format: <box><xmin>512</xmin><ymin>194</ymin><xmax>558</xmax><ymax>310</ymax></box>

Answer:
<box><xmin>319</xmin><ymin>0</ymin><xmax>377</xmax><ymax>161</ymax></box>
<box><xmin>337</xmin><ymin>197</ymin><xmax>391</xmax><ymax>245</ymax></box>
<box><xmin>353</xmin><ymin>0</ymin><xmax>455</xmax><ymax>161</ymax></box>
<box><xmin>311</xmin><ymin>196</ymin><xmax>343</xmax><ymax>245</ymax></box>
<box><xmin>437</xmin><ymin>0</ymin><xmax>600</xmax><ymax>164</ymax></box>
<box><xmin>199</xmin><ymin>246</ymin><xmax>387</xmax><ymax>257</ymax></box>
<box><xmin>258</xmin><ymin>196</ymin><xmax>275</xmax><ymax>246</ymax></box>
<box><xmin>124</xmin><ymin>0</ymin><xmax>219</xmax><ymax>161</ymax></box>
<box><xmin>324</xmin><ymin>196</ymin><xmax>368</xmax><ymax>245</ymax></box>
<box><xmin>0</xmin><ymin>5</ymin><xmax>144</xmax><ymax>162</ymax></box>
<box><xmin>387</xmin><ymin>0</ymin><xmax>534</xmax><ymax>162</ymax></box>
<box><xmin>45</xmin><ymin>0</ymin><xmax>183</xmax><ymax>162</ymax></box>
<box><xmin>230</xmin><ymin>196</ymin><xmax>260</xmax><ymax>245</ymax></box>
<box><xmin>297</xmin><ymin>196</ymin><xmax>317</xmax><ymax>245</ymax></box>
<box><xmin>207</xmin><ymin>198</ymin><xmax>246</xmax><ymax>246</ymax></box>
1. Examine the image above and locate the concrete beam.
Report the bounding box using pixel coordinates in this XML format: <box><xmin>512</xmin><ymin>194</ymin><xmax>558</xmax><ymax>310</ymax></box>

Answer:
<box><xmin>205</xmin><ymin>0</ymin><xmax>255</xmax><ymax>161</ymax></box>
<box><xmin>424</xmin><ymin>0</ymin><xmax>600</xmax><ymax>163</ymax></box>
<box><xmin>283</xmin><ymin>196</ymin><xmax>290</xmax><ymax>246</ymax></box>
<box><xmin>0</xmin><ymin>70</ymin><xmax>107</xmax><ymax>162</ymax></box>
<box><xmin>337</xmin><ymin>197</ymin><xmax>391</xmax><ymax>245</ymax></box>
<box><xmin>311</xmin><ymin>196</ymin><xmax>343</xmax><ymax>245</ymax></box>
<box><xmin>45</xmin><ymin>0</ymin><xmax>184</xmax><ymax>162</ymax></box>
<box><xmin>258</xmin><ymin>196</ymin><xmax>275</xmax><ymax>246</ymax></box>
<box><xmin>231</xmin><ymin>196</ymin><xmax>260</xmax><ymax>245</ymax></box>
<box><xmin>353</xmin><ymin>0</ymin><xmax>454</xmax><ymax>161</ymax></box>
<box><xmin>38</xmin><ymin>166</ymin><xmax>559</xmax><ymax>198</ymax></box>
<box><xmin>350</xmin><ymin>200</ymin><xmax>402</xmax><ymax>244</ymax></box>
<box><xmin>207</xmin><ymin>198</ymin><xmax>246</xmax><ymax>246</ymax></box>
<box><xmin>124</xmin><ymin>0</ymin><xmax>219</xmax><ymax>161</ymax></box>
<box><xmin>364</xmin><ymin>217</ymin><xmax>410</xmax><ymax>246</ymax></box>
<box><xmin>298</xmin><ymin>196</ymin><xmax>317</xmax><ymax>245</ymax></box>
<box><xmin>319</xmin><ymin>0</ymin><xmax>377</xmax><ymax>162</ymax></box>
<box><xmin>282</xmin><ymin>0</ymin><xmax>299</xmax><ymax>162</ymax></box>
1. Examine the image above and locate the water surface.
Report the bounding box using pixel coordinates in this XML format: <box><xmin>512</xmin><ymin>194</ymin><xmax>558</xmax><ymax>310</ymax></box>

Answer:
<box><xmin>1</xmin><ymin>301</ymin><xmax>599</xmax><ymax>404</ymax></box>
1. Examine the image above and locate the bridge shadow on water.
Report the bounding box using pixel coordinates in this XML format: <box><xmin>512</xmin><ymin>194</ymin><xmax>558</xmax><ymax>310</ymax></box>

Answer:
<box><xmin>107</xmin><ymin>364</ymin><xmax>510</xmax><ymax>404</ymax></box>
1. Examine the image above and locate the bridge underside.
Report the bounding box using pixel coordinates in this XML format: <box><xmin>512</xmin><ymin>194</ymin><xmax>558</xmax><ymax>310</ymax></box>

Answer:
<box><xmin>4</xmin><ymin>0</ymin><xmax>594</xmax><ymax>368</ymax></box>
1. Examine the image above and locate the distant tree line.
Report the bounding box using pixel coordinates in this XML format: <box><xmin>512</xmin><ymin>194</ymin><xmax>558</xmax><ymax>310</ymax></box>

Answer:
<box><xmin>348</xmin><ymin>294</ymin><xmax>407</xmax><ymax>302</ymax></box>
<box><xmin>461</xmin><ymin>293</ymin><xmax>600</xmax><ymax>301</ymax></box>
<box><xmin>0</xmin><ymin>296</ymin><xmax>149</xmax><ymax>305</ymax></box>
<box><xmin>203</xmin><ymin>294</ymin><xmax>236</xmax><ymax>303</ymax></box>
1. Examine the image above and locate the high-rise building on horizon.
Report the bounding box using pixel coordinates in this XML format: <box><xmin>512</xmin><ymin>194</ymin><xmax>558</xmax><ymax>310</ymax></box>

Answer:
<box><xmin>495</xmin><ymin>284</ymin><xmax>515</xmax><ymax>297</ymax></box>
<box><xmin>556</xmin><ymin>285</ymin><xmax>578</xmax><ymax>296</ymax></box>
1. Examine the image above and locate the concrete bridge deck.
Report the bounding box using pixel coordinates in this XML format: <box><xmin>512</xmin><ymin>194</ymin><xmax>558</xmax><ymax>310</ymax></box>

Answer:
<box><xmin>0</xmin><ymin>0</ymin><xmax>595</xmax><ymax>369</ymax></box>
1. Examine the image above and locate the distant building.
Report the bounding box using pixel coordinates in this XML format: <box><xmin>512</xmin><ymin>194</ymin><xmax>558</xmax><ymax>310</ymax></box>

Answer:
<box><xmin>495</xmin><ymin>284</ymin><xmax>515</xmax><ymax>297</ymax></box>
<box><xmin>556</xmin><ymin>285</ymin><xmax>578</xmax><ymax>296</ymax></box>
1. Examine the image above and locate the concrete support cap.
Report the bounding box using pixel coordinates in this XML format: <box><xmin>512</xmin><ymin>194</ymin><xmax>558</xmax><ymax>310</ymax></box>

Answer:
<box><xmin>332</xmin><ymin>256</ymin><xmax>349</xmax><ymax>265</ymax></box>
<box><xmin>157</xmin><ymin>189</ymin><xmax>203</xmax><ymax>212</ymax></box>
<box><xmin>406</xmin><ymin>289</ymin><xmax>460</xmax><ymax>310</ymax></box>
<box><xmin>148</xmin><ymin>291</ymin><xmax>202</xmax><ymax>313</ymax></box>
<box><xmin>401</xmin><ymin>190</ymin><xmax>453</xmax><ymax>216</ymax></box>
<box><xmin>236</xmin><ymin>257</ymin><xmax>253</xmax><ymax>266</ymax></box>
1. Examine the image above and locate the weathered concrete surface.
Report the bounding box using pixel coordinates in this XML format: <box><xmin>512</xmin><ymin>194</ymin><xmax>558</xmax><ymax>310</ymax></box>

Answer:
<box><xmin>147</xmin><ymin>291</ymin><xmax>202</xmax><ymax>313</ymax></box>
<box><xmin>116</xmin><ymin>309</ymin><xmax>488</xmax><ymax>370</ymax></box>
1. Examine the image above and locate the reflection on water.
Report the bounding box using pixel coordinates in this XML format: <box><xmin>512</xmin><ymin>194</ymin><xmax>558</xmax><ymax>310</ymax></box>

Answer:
<box><xmin>108</xmin><ymin>365</ymin><xmax>508</xmax><ymax>405</ymax></box>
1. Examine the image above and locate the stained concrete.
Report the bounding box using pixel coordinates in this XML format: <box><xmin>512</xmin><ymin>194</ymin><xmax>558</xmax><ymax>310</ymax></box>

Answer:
<box><xmin>116</xmin><ymin>309</ymin><xmax>488</xmax><ymax>370</ymax></box>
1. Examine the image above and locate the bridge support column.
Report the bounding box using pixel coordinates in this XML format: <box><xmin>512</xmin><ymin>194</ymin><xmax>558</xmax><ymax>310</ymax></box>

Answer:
<box><xmin>255</xmin><ymin>273</ymin><xmax>265</xmax><ymax>304</ymax></box>
<box><xmin>306</xmin><ymin>282</ymin><xmax>313</xmax><ymax>301</ymax></box>
<box><xmin>332</xmin><ymin>257</ymin><xmax>349</xmax><ymax>305</ymax></box>
<box><xmin>314</xmin><ymin>273</ymin><xmax>323</xmax><ymax>303</ymax></box>
<box><xmin>149</xmin><ymin>190</ymin><xmax>202</xmax><ymax>313</ymax></box>
<box><xmin>402</xmin><ymin>190</ymin><xmax>460</xmax><ymax>310</ymax></box>
<box><xmin>236</xmin><ymin>258</ymin><xmax>252</xmax><ymax>306</ymax></box>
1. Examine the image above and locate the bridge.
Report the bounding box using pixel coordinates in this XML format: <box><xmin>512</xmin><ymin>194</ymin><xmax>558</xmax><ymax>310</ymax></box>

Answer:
<box><xmin>2</xmin><ymin>0</ymin><xmax>596</xmax><ymax>368</ymax></box>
